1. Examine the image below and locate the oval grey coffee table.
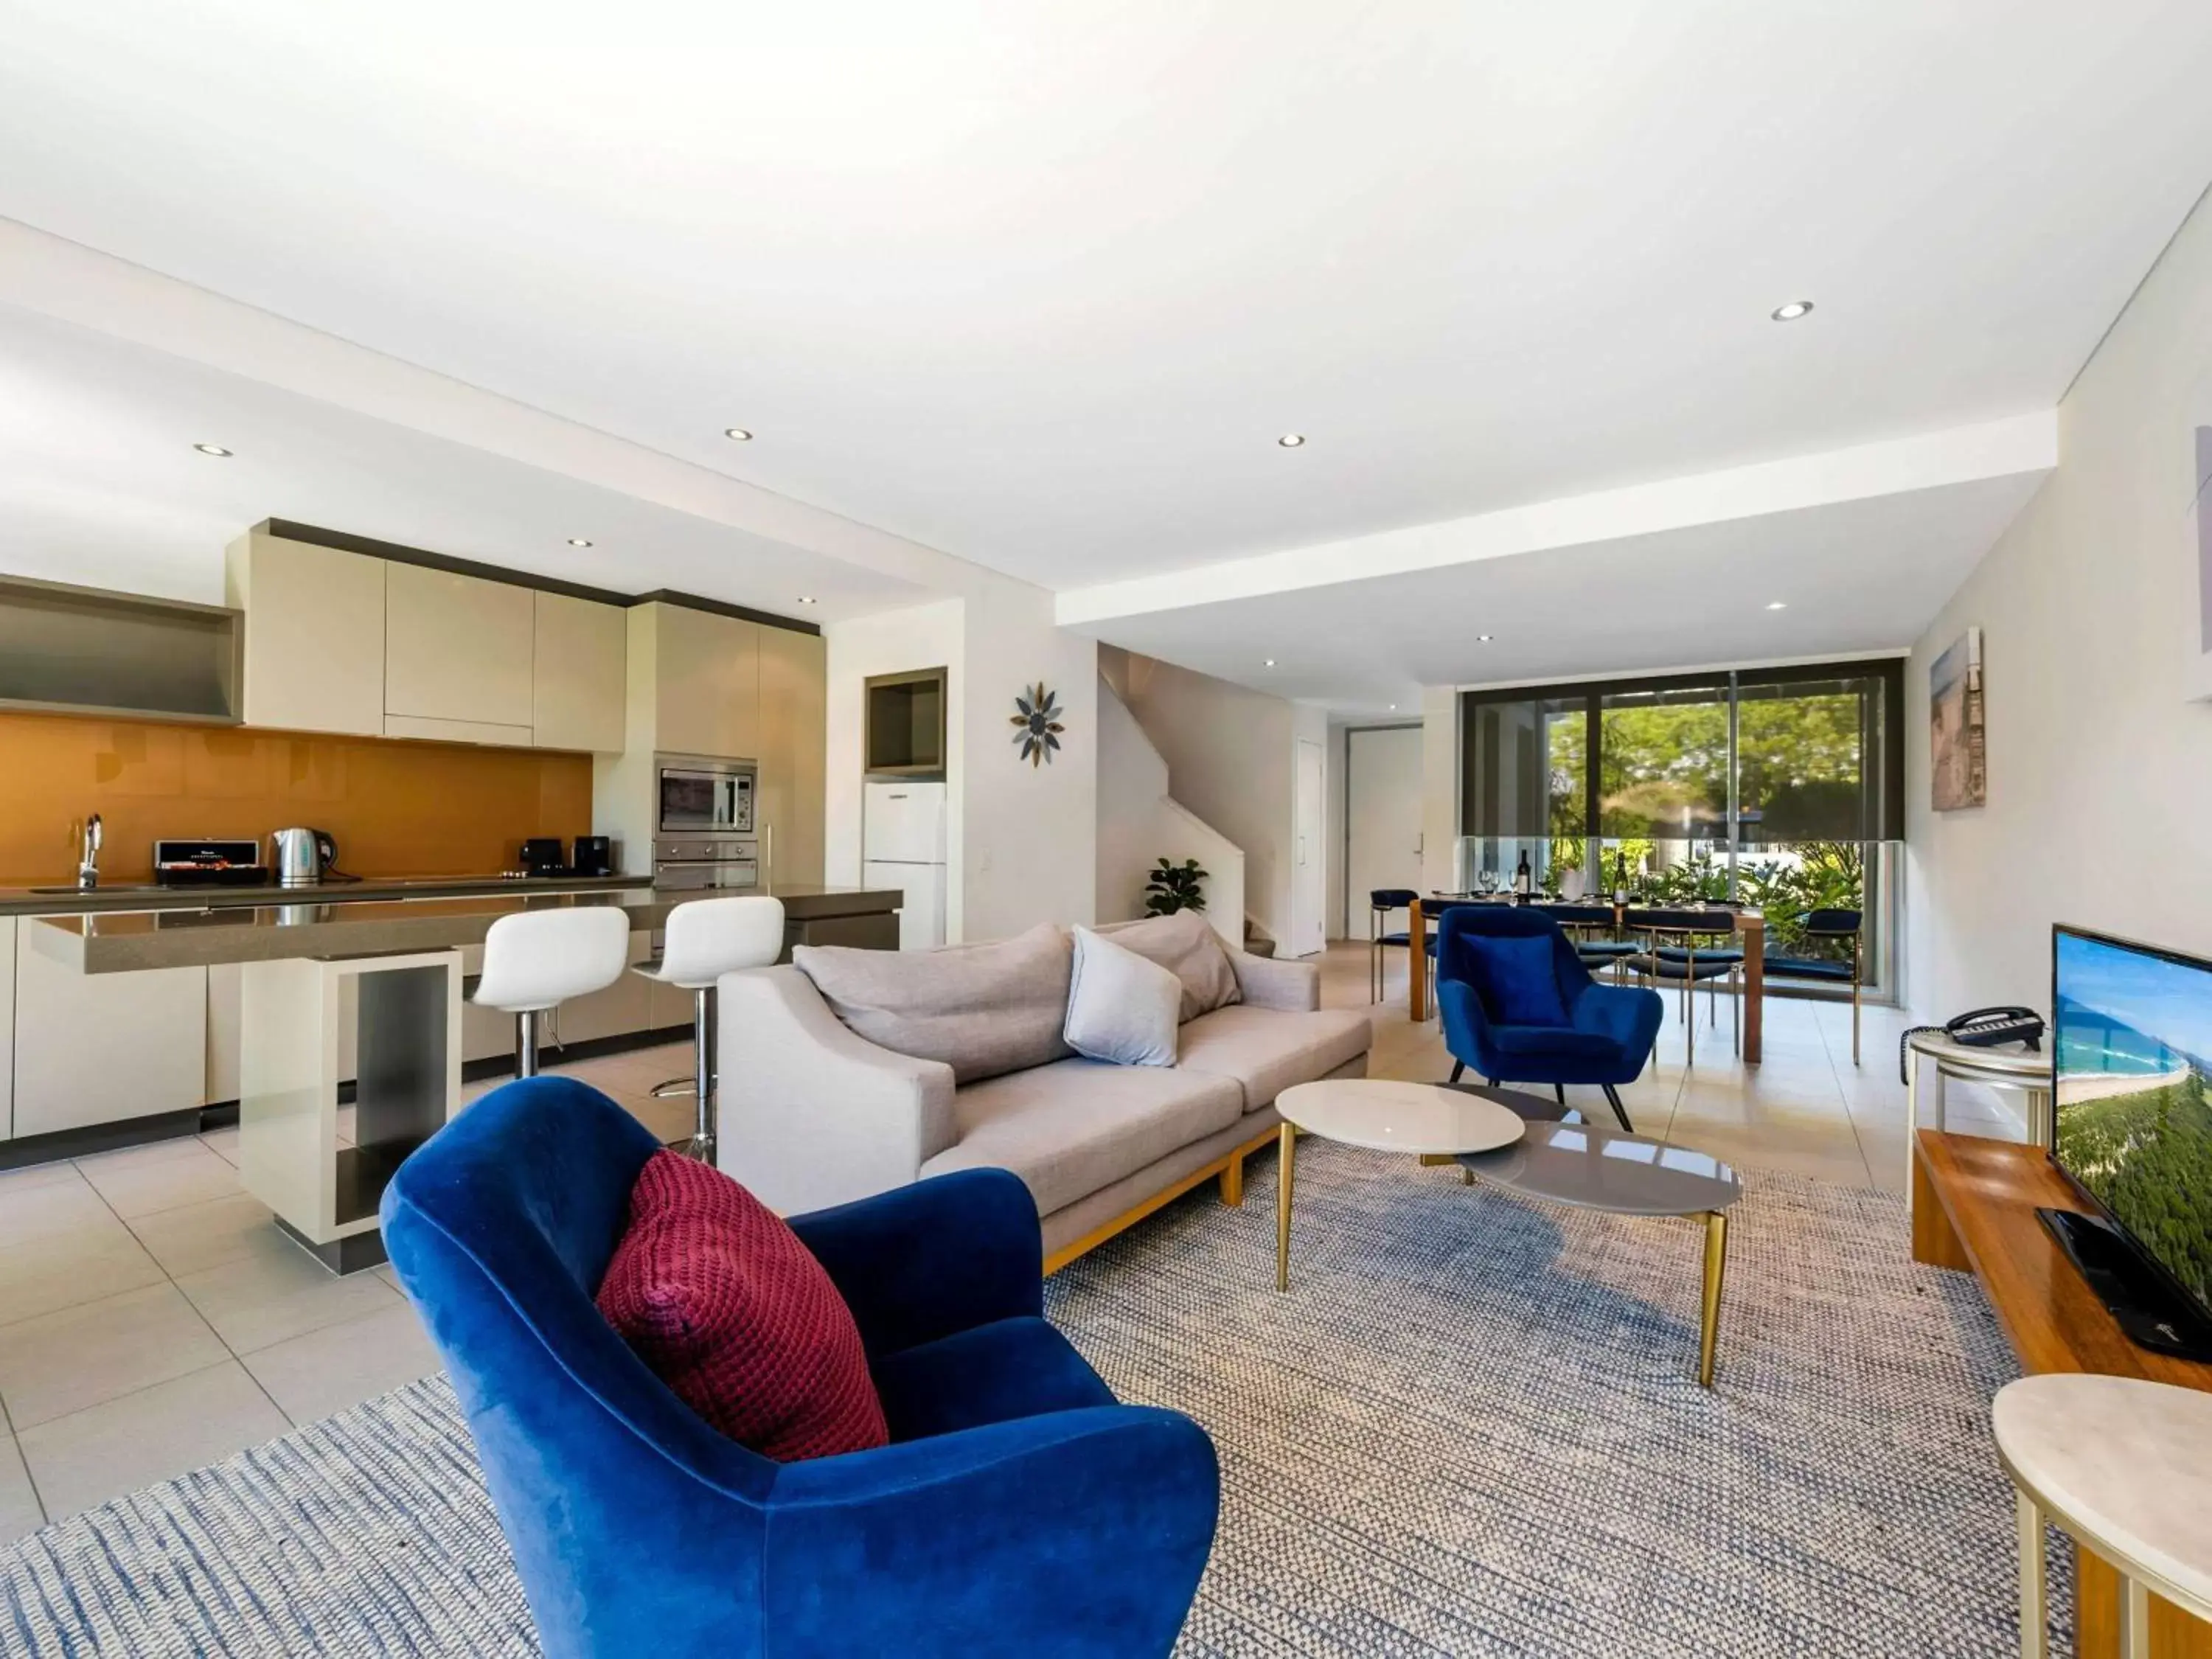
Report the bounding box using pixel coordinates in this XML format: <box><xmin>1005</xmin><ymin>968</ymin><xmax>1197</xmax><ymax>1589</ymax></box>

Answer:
<box><xmin>1458</xmin><ymin>1120</ymin><xmax>1742</xmax><ymax>1387</ymax></box>
<box><xmin>1273</xmin><ymin>1079</ymin><xmax>1526</xmax><ymax>1293</ymax></box>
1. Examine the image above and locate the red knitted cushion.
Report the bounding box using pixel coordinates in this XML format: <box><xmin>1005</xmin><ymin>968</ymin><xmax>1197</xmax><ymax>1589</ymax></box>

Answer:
<box><xmin>595</xmin><ymin>1150</ymin><xmax>888</xmax><ymax>1461</ymax></box>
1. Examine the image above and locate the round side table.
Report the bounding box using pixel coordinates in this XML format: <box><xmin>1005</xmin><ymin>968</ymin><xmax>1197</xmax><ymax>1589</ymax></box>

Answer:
<box><xmin>1993</xmin><ymin>1374</ymin><xmax>2212</xmax><ymax>1658</ymax></box>
<box><xmin>1904</xmin><ymin>1028</ymin><xmax>2051</xmax><ymax>1207</ymax></box>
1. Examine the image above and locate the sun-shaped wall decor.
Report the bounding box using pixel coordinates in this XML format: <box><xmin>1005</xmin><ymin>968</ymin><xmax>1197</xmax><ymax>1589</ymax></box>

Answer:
<box><xmin>1010</xmin><ymin>683</ymin><xmax>1065</xmax><ymax>766</ymax></box>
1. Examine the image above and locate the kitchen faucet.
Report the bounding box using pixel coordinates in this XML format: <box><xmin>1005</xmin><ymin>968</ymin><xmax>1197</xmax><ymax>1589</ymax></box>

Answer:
<box><xmin>77</xmin><ymin>813</ymin><xmax>102</xmax><ymax>891</ymax></box>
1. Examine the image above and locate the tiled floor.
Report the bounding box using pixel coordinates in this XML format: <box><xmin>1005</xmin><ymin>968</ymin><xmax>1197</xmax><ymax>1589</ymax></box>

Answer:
<box><xmin>0</xmin><ymin>944</ymin><xmax>2033</xmax><ymax>1543</ymax></box>
<box><xmin>0</xmin><ymin>1051</ymin><xmax>698</xmax><ymax>1544</ymax></box>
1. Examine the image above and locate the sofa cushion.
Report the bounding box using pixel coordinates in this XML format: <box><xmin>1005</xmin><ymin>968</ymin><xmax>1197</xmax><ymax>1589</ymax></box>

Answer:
<box><xmin>922</xmin><ymin>1059</ymin><xmax>1243</xmax><ymax>1217</ymax></box>
<box><xmin>1064</xmin><ymin>927</ymin><xmax>1181</xmax><ymax>1068</ymax></box>
<box><xmin>1174</xmin><ymin>1004</ymin><xmax>1373</xmax><ymax>1113</ymax></box>
<box><xmin>1094</xmin><ymin>911</ymin><xmax>1242</xmax><ymax>1023</ymax></box>
<box><xmin>871</xmin><ymin>1315</ymin><xmax>1116</xmax><ymax>1443</ymax></box>
<box><xmin>594</xmin><ymin>1150</ymin><xmax>889</xmax><ymax>1461</ymax></box>
<box><xmin>794</xmin><ymin>922</ymin><xmax>1073</xmax><ymax>1085</ymax></box>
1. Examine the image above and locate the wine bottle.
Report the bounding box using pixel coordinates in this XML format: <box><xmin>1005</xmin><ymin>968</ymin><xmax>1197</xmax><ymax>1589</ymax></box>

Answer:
<box><xmin>1514</xmin><ymin>849</ymin><xmax>1532</xmax><ymax>897</ymax></box>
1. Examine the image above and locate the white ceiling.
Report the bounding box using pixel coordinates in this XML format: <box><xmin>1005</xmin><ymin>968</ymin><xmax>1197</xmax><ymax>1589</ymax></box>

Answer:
<box><xmin>1082</xmin><ymin>470</ymin><xmax>2047</xmax><ymax>715</ymax></box>
<box><xmin>0</xmin><ymin>302</ymin><xmax>930</xmax><ymax>619</ymax></box>
<box><xmin>3</xmin><ymin>0</ymin><xmax>2207</xmax><ymax>600</ymax></box>
<box><xmin>0</xmin><ymin>1</ymin><xmax>2204</xmax><ymax>711</ymax></box>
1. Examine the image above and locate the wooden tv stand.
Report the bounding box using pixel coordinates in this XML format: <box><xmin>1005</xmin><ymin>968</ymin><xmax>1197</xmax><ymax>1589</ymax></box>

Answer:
<box><xmin>1913</xmin><ymin>1130</ymin><xmax>2212</xmax><ymax>1657</ymax></box>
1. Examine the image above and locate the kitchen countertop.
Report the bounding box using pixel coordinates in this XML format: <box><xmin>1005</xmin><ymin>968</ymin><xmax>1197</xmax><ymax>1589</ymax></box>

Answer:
<box><xmin>28</xmin><ymin>883</ymin><xmax>904</xmax><ymax>973</ymax></box>
<box><xmin>0</xmin><ymin>872</ymin><xmax>655</xmax><ymax>917</ymax></box>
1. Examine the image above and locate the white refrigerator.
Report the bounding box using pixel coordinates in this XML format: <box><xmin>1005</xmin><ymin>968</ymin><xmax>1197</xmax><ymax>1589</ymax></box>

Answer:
<box><xmin>863</xmin><ymin>780</ymin><xmax>948</xmax><ymax>950</ymax></box>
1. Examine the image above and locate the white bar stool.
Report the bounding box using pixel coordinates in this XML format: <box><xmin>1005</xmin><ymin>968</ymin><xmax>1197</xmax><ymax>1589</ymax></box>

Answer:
<box><xmin>472</xmin><ymin>908</ymin><xmax>633</xmax><ymax>1079</ymax></box>
<box><xmin>1994</xmin><ymin>1373</ymin><xmax>2212</xmax><ymax>1658</ymax></box>
<box><xmin>636</xmin><ymin>895</ymin><xmax>785</xmax><ymax>1162</ymax></box>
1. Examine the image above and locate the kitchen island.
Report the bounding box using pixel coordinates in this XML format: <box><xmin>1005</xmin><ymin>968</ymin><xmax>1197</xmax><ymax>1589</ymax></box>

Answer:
<box><xmin>29</xmin><ymin>881</ymin><xmax>901</xmax><ymax>973</ymax></box>
<box><xmin>21</xmin><ymin>881</ymin><xmax>900</xmax><ymax>1270</ymax></box>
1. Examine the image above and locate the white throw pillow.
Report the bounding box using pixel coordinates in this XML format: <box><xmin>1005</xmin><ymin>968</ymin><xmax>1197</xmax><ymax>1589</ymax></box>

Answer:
<box><xmin>1063</xmin><ymin>925</ymin><xmax>1182</xmax><ymax>1068</ymax></box>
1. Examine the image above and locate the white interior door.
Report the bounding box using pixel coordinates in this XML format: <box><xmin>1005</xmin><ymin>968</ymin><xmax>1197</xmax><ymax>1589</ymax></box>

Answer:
<box><xmin>1345</xmin><ymin>726</ymin><xmax>1425</xmax><ymax>939</ymax></box>
<box><xmin>1292</xmin><ymin>738</ymin><xmax>1326</xmax><ymax>958</ymax></box>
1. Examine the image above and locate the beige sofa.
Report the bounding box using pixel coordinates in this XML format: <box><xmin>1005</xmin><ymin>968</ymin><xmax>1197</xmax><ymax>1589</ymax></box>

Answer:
<box><xmin>717</xmin><ymin>911</ymin><xmax>1371</xmax><ymax>1266</ymax></box>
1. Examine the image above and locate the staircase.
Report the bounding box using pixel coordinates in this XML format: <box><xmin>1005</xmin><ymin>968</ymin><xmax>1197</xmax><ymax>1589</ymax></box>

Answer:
<box><xmin>1242</xmin><ymin>917</ymin><xmax>1277</xmax><ymax>959</ymax></box>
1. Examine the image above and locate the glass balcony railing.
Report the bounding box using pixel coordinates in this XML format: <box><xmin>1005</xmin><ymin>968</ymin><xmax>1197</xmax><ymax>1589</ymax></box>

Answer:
<box><xmin>1447</xmin><ymin>835</ymin><xmax>1901</xmax><ymax>1003</ymax></box>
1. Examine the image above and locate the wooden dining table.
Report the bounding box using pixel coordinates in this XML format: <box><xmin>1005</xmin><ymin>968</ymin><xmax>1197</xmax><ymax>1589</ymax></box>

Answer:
<box><xmin>1406</xmin><ymin>896</ymin><xmax>1769</xmax><ymax>1064</ymax></box>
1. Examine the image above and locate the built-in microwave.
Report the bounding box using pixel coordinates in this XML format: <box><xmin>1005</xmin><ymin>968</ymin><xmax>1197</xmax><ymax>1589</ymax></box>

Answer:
<box><xmin>656</xmin><ymin>755</ymin><xmax>756</xmax><ymax>835</ymax></box>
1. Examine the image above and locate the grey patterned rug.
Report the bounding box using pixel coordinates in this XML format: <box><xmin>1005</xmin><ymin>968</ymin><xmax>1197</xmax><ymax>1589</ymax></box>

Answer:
<box><xmin>0</xmin><ymin>1141</ymin><xmax>2057</xmax><ymax>1657</ymax></box>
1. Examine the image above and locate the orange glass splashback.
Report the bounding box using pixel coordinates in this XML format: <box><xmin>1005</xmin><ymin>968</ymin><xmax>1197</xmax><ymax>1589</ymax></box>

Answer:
<box><xmin>0</xmin><ymin>712</ymin><xmax>593</xmax><ymax>884</ymax></box>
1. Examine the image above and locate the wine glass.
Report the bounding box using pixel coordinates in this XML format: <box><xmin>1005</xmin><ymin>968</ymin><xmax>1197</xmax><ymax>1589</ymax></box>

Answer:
<box><xmin>1478</xmin><ymin>868</ymin><xmax>1500</xmax><ymax>896</ymax></box>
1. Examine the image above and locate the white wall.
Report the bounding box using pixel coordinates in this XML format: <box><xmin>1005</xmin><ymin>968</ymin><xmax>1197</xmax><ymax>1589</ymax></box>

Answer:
<box><xmin>1325</xmin><ymin>720</ymin><xmax>1349</xmax><ymax>939</ymax></box>
<box><xmin>827</xmin><ymin>585</ymin><xmax>1096</xmax><ymax>945</ymax></box>
<box><xmin>1420</xmin><ymin>685</ymin><xmax>1460</xmax><ymax>893</ymax></box>
<box><xmin>1096</xmin><ymin>676</ymin><xmax>1245</xmax><ymax>939</ymax></box>
<box><xmin>824</xmin><ymin>599</ymin><xmax>966</xmax><ymax>935</ymax></box>
<box><xmin>1097</xmin><ymin>675</ymin><xmax>1169</xmax><ymax>923</ymax></box>
<box><xmin>959</xmin><ymin>580</ymin><xmax>1097</xmax><ymax>942</ymax></box>
<box><xmin>1110</xmin><ymin>649</ymin><xmax>1310</xmax><ymax>945</ymax></box>
<box><xmin>1905</xmin><ymin>187</ymin><xmax>2212</xmax><ymax>1018</ymax></box>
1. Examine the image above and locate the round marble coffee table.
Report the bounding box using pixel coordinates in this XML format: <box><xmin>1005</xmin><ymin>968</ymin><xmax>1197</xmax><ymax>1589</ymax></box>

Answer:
<box><xmin>1994</xmin><ymin>1374</ymin><xmax>2212</xmax><ymax>1657</ymax></box>
<box><xmin>1458</xmin><ymin>1120</ymin><xmax>1742</xmax><ymax>1386</ymax></box>
<box><xmin>1273</xmin><ymin>1079</ymin><xmax>1525</xmax><ymax>1292</ymax></box>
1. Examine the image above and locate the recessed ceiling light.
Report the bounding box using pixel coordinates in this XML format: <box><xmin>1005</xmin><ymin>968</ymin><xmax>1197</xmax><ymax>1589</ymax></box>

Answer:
<box><xmin>567</xmin><ymin>538</ymin><xmax>593</xmax><ymax>548</ymax></box>
<box><xmin>723</xmin><ymin>427</ymin><xmax>754</xmax><ymax>442</ymax></box>
<box><xmin>1277</xmin><ymin>434</ymin><xmax>1305</xmax><ymax>448</ymax></box>
<box><xmin>1264</xmin><ymin>658</ymin><xmax>1276</xmax><ymax>667</ymax></box>
<box><xmin>1388</xmin><ymin>703</ymin><xmax>1397</xmax><ymax>711</ymax></box>
<box><xmin>1476</xmin><ymin>634</ymin><xmax>1495</xmax><ymax>642</ymax></box>
<box><xmin>1766</xmin><ymin>600</ymin><xmax>1788</xmax><ymax>611</ymax></box>
<box><xmin>796</xmin><ymin>596</ymin><xmax>818</xmax><ymax>605</ymax></box>
<box><xmin>192</xmin><ymin>443</ymin><xmax>232</xmax><ymax>457</ymax></box>
<box><xmin>1770</xmin><ymin>300</ymin><xmax>1814</xmax><ymax>322</ymax></box>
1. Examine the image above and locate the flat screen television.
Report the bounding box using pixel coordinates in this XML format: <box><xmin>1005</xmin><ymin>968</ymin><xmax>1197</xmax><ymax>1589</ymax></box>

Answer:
<box><xmin>2046</xmin><ymin>925</ymin><xmax>2212</xmax><ymax>1358</ymax></box>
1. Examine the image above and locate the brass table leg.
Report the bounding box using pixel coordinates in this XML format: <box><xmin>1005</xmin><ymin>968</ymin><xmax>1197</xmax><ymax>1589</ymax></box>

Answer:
<box><xmin>1275</xmin><ymin>1122</ymin><xmax>1297</xmax><ymax>1291</ymax></box>
<box><xmin>1698</xmin><ymin>1210</ymin><xmax>1729</xmax><ymax>1388</ymax></box>
<box><xmin>2122</xmin><ymin>1577</ymin><xmax>2150</xmax><ymax>1659</ymax></box>
<box><xmin>2015</xmin><ymin>1489</ymin><xmax>2048</xmax><ymax>1659</ymax></box>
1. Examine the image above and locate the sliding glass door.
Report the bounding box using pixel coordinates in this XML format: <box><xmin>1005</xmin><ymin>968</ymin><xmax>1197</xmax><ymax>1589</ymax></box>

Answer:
<box><xmin>1458</xmin><ymin>660</ymin><xmax>1904</xmax><ymax>995</ymax></box>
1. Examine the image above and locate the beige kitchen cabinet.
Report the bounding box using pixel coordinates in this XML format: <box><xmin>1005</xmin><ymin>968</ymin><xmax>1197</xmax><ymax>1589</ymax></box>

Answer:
<box><xmin>386</xmin><ymin>563</ymin><xmax>535</xmax><ymax>731</ymax></box>
<box><xmin>224</xmin><ymin>529</ymin><xmax>387</xmax><ymax>735</ymax></box>
<box><xmin>14</xmin><ymin>922</ymin><xmax>206</xmax><ymax>1137</ymax></box>
<box><xmin>757</xmin><ymin>625</ymin><xmax>827</xmax><ymax>883</ymax></box>
<box><xmin>383</xmin><ymin>713</ymin><xmax>537</xmax><ymax>747</ymax></box>
<box><xmin>206</xmin><ymin>961</ymin><xmax>241</xmax><ymax>1105</ymax></box>
<box><xmin>532</xmin><ymin>591</ymin><xmax>628</xmax><ymax>752</ymax></box>
<box><xmin>652</xmin><ymin>603</ymin><xmax>760</xmax><ymax>759</ymax></box>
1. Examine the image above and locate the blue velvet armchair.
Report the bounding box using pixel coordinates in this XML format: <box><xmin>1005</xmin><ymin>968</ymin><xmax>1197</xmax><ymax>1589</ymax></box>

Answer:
<box><xmin>381</xmin><ymin>1077</ymin><xmax>1219</xmax><ymax>1659</ymax></box>
<box><xmin>1433</xmin><ymin>905</ymin><xmax>1663</xmax><ymax>1131</ymax></box>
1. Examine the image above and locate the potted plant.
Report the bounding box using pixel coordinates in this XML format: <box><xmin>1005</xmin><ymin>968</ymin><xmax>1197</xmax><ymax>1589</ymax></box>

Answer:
<box><xmin>1144</xmin><ymin>858</ymin><xmax>1208</xmax><ymax>917</ymax></box>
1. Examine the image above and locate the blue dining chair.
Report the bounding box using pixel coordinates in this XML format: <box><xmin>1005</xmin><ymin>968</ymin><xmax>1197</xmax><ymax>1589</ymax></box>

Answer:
<box><xmin>381</xmin><ymin>1077</ymin><xmax>1220</xmax><ymax>1659</ymax></box>
<box><xmin>1626</xmin><ymin>906</ymin><xmax>1743</xmax><ymax>1066</ymax></box>
<box><xmin>1433</xmin><ymin>906</ymin><xmax>1663</xmax><ymax>1132</ymax></box>
<box><xmin>1764</xmin><ymin>908</ymin><xmax>1864</xmax><ymax>1063</ymax></box>
<box><xmin>1368</xmin><ymin>887</ymin><xmax>1418</xmax><ymax>1004</ymax></box>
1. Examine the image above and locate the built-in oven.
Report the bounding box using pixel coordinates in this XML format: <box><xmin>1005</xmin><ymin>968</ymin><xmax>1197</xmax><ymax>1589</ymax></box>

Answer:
<box><xmin>653</xmin><ymin>837</ymin><xmax>759</xmax><ymax>891</ymax></box>
<box><xmin>657</xmin><ymin>754</ymin><xmax>756</xmax><ymax>836</ymax></box>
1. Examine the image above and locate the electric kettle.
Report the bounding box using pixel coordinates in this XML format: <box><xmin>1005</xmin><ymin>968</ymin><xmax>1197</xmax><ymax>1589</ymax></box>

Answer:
<box><xmin>272</xmin><ymin>827</ymin><xmax>331</xmax><ymax>888</ymax></box>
